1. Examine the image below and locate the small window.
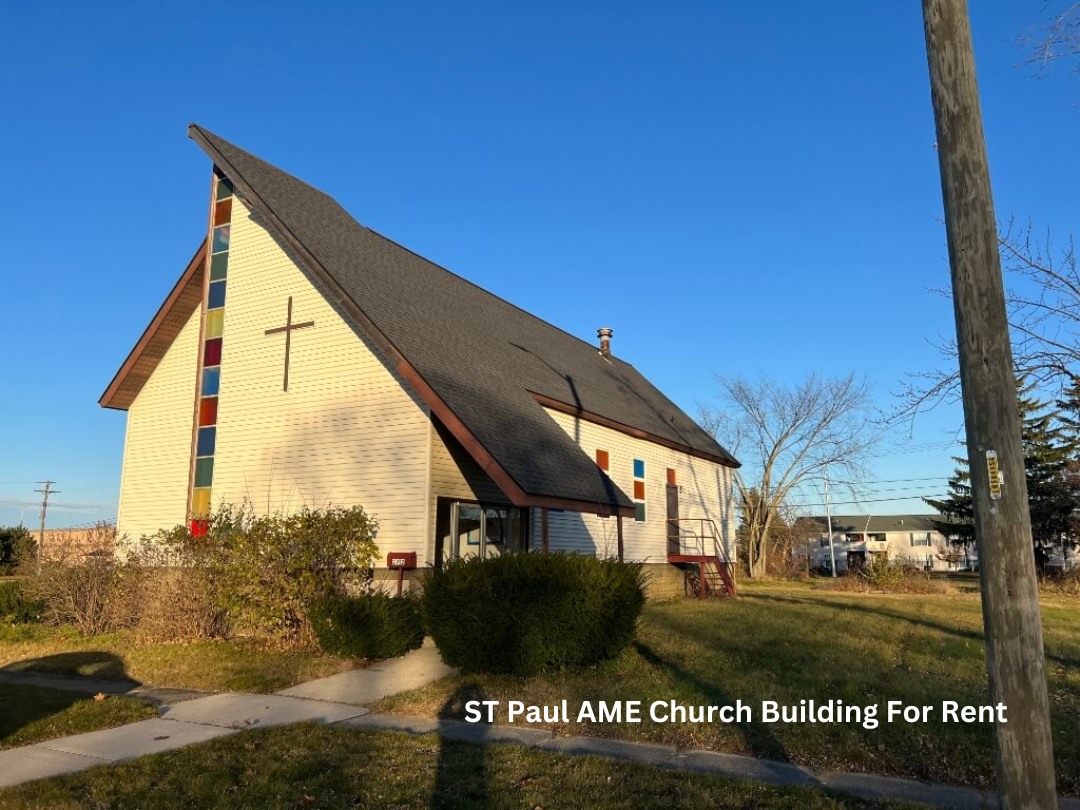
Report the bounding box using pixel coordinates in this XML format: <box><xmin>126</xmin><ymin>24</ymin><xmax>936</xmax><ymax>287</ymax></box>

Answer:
<box><xmin>215</xmin><ymin>175</ymin><xmax>234</xmax><ymax>201</ymax></box>
<box><xmin>207</xmin><ymin>280</ymin><xmax>227</xmax><ymax>310</ymax></box>
<box><xmin>203</xmin><ymin>337</ymin><xmax>223</xmax><ymax>367</ymax></box>
<box><xmin>635</xmin><ymin>502</ymin><xmax>646</xmax><ymax>522</ymax></box>
<box><xmin>210</xmin><ymin>252</ymin><xmax>229</xmax><ymax>281</ymax></box>
<box><xmin>191</xmin><ymin>487</ymin><xmax>212</xmax><ymax>517</ymax></box>
<box><xmin>666</xmin><ymin>468</ymin><xmax>676</xmax><ymax>486</ymax></box>
<box><xmin>198</xmin><ymin>397</ymin><xmax>219</xmax><ymax>426</ymax></box>
<box><xmin>212</xmin><ymin>224</ymin><xmax>231</xmax><ymax>253</ymax></box>
<box><xmin>194</xmin><ymin>457</ymin><xmax>214</xmax><ymax>487</ymax></box>
<box><xmin>205</xmin><ymin>309</ymin><xmax>225</xmax><ymax>339</ymax></box>
<box><xmin>201</xmin><ymin>367</ymin><xmax>221</xmax><ymax>396</ymax></box>
<box><xmin>214</xmin><ymin>198</ymin><xmax>232</xmax><ymax>227</ymax></box>
<box><xmin>633</xmin><ymin>480</ymin><xmax>645</xmax><ymax>500</ymax></box>
<box><xmin>596</xmin><ymin>449</ymin><xmax>609</xmax><ymax>471</ymax></box>
<box><xmin>633</xmin><ymin>459</ymin><xmax>645</xmax><ymax>479</ymax></box>
<box><xmin>196</xmin><ymin>426</ymin><xmax>216</xmax><ymax>457</ymax></box>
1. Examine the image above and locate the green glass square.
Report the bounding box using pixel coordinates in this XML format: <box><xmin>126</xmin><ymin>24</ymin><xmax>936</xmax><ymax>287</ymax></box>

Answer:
<box><xmin>210</xmin><ymin>252</ymin><xmax>228</xmax><ymax>281</ymax></box>
<box><xmin>216</xmin><ymin>176</ymin><xmax>233</xmax><ymax>201</ymax></box>
<box><xmin>634</xmin><ymin>502</ymin><xmax>646</xmax><ymax>523</ymax></box>
<box><xmin>194</xmin><ymin>457</ymin><xmax>215</xmax><ymax>487</ymax></box>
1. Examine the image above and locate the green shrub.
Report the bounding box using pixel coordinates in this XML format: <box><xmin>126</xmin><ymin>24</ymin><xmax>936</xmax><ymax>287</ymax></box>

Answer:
<box><xmin>422</xmin><ymin>552</ymin><xmax>646</xmax><ymax>675</ymax></box>
<box><xmin>309</xmin><ymin>592</ymin><xmax>424</xmax><ymax>659</ymax></box>
<box><xmin>0</xmin><ymin>580</ymin><xmax>45</xmax><ymax>624</ymax></box>
<box><xmin>146</xmin><ymin>502</ymin><xmax>380</xmax><ymax>643</ymax></box>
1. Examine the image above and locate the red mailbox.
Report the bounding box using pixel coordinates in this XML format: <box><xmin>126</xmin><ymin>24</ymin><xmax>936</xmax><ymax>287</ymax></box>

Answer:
<box><xmin>387</xmin><ymin>552</ymin><xmax>417</xmax><ymax>570</ymax></box>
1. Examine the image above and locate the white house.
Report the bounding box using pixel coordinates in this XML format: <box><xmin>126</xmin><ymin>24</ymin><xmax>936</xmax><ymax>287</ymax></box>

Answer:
<box><xmin>807</xmin><ymin>515</ymin><xmax>974</xmax><ymax>574</ymax></box>
<box><xmin>100</xmin><ymin>125</ymin><xmax>739</xmax><ymax>597</ymax></box>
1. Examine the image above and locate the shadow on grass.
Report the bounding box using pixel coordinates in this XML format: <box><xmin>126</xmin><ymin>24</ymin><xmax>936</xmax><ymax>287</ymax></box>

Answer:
<box><xmin>1</xmin><ymin>651</ymin><xmax>132</xmax><ymax>682</ymax></box>
<box><xmin>633</xmin><ymin>640</ymin><xmax>789</xmax><ymax>762</ymax></box>
<box><xmin>434</xmin><ymin>684</ymin><xmax>489</xmax><ymax>809</ymax></box>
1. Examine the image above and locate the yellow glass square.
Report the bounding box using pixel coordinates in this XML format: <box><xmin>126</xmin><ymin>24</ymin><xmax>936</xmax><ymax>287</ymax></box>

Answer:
<box><xmin>205</xmin><ymin>309</ymin><xmax>224</xmax><ymax>339</ymax></box>
<box><xmin>191</xmin><ymin>487</ymin><xmax>212</xmax><ymax>518</ymax></box>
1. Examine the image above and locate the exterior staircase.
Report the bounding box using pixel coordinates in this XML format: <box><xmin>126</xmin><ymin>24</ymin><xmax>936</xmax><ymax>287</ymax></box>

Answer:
<box><xmin>666</xmin><ymin>518</ymin><xmax>737</xmax><ymax>598</ymax></box>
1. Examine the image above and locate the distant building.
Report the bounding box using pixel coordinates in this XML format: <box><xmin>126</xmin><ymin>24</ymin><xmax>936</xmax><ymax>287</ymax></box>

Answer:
<box><xmin>805</xmin><ymin>514</ymin><xmax>973</xmax><ymax>574</ymax></box>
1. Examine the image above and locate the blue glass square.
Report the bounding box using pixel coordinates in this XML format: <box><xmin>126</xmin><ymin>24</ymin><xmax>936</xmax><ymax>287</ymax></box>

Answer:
<box><xmin>208</xmin><ymin>280</ymin><xmax>226</xmax><ymax>309</ymax></box>
<box><xmin>201</xmin><ymin>366</ymin><xmax>220</xmax><ymax>396</ymax></box>
<box><xmin>196</xmin><ymin>426</ymin><xmax>216</xmax><ymax>457</ymax></box>
<box><xmin>212</xmin><ymin>224</ymin><xmax>230</xmax><ymax>253</ymax></box>
<box><xmin>633</xmin><ymin>459</ymin><xmax>645</xmax><ymax>479</ymax></box>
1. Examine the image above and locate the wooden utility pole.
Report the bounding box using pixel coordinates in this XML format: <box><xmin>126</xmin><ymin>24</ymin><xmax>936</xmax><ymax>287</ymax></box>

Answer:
<box><xmin>921</xmin><ymin>2</ymin><xmax>1058</xmax><ymax>808</ymax></box>
<box><xmin>34</xmin><ymin>480</ymin><xmax>60</xmax><ymax>575</ymax></box>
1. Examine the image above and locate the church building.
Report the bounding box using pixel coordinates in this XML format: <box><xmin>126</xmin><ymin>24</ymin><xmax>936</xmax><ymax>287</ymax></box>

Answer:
<box><xmin>100</xmin><ymin>125</ymin><xmax>739</xmax><ymax>593</ymax></box>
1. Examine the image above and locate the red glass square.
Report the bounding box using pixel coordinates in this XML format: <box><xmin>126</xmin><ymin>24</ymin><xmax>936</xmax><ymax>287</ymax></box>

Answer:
<box><xmin>633</xmin><ymin>480</ymin><xmax>645</xmax><ymax>500</ymax></box>
<box><xmin>199</xmin><ymin>397</ymin><xmax>218</xmax><ymax>426</ymax></box>
<box><xmin>189</xmin><ymin>518</ymin><xmax>209</xmax><ymax>538</ymax></box>
<box><xmin>203</xmin><ymin>337</ymin><xmax>222</xmax><ymax>366</ymax></box>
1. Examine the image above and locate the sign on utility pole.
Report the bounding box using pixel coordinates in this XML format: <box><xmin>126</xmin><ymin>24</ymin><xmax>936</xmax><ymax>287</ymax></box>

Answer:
<box><xmin>920</xmin><ymin>2</ymin><xmax>1057</xmax><ymax>808</ymax></box>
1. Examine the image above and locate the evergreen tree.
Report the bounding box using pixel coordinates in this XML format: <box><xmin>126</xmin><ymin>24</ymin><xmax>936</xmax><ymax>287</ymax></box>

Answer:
<box><xmin>926</xmin><ymin>378</ymin><xmax>1080</xmax><ymax>568</ymax></box>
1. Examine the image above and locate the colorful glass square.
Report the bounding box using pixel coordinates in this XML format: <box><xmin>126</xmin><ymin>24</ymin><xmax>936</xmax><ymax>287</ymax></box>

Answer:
<box><xmin>596</xmin><ymin>449</ymin><xmax>609</xmax><ymax>471</ymax></box>
<box><xmin>203</xmin><ymin>337</ymin><xmax>222</xmax><ymax>367</ymax></box>
<box><xmin>207</xmin><ymin>280</ymin><xmax>226</xmax><ymax>310</ymax></box>
<box><xmin>196</xmin><ymin>426</ymin><xmax>216</xmax><ymax>457</ymax></box>
<box><xmin>191</xmin><ymin>487</ymin><xmax>212</xmax><ymax>518</ymax></box>
<box><xmin>216</xmin><ymin>176</ymin><xmax>233</xmax><ymax>201</ymax></box>
<box><xmin>633</xmin><ymin>480</ymin><xmax>645</xmax><ymax>500</ymax></box>
<box><xmin>635</xmin><ymin>502</ymin><xmax>646</xmax><ymax>522</ymax></box>
<box><xmin>194</xmin><ymin>457</ymin><xmax>214</xmax><ymax>488</ymax></box>
<box><xmin>212</xmin><ymin>224</ymin><xmax>230</xmax><ymax>253</ymax></box>
<box><xmin>214</xmin><ymin>198</ymin><xmax>232</xmax><ymax>227</ymax></box>
<box><xmin>633</xmin><ymin>459</ymin><xmax>645</xmax><ymax>479</ymax></box>
<box><xmin>205</xmin><ymin>309</ymin><xmax>224</xmax><ymax>339</ymax></box>
<box><xmin>199</xmin><ymin>396</ymin><xmax>218</xmax><ymax>426</ymax></box>
<box><xmin>210</xmin><ymin>252</ymin><xmax>229</xmax><ymax>281</ymax></box>
<box><xmin>201</xmin><ymin>366</ymin><xmax>220</xmax><ymax>396</ymax></box>
<box><xmin>667</xmin><ymin>468</ymin><xmax>676</xmax><ymax>486</ymax></box>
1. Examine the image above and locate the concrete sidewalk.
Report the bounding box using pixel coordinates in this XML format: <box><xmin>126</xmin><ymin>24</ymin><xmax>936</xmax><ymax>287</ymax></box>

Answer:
<box><xmin>0</xmin><ymin>639</ymin><xmax>449</xmax><ymax>789</ymax></box>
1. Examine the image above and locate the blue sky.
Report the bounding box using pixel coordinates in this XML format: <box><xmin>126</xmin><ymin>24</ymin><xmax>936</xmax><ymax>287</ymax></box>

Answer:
<box><xmin>1</xmin><ymin>2</ymin><xmax>1077</xmax><ymax>527</ymax></box>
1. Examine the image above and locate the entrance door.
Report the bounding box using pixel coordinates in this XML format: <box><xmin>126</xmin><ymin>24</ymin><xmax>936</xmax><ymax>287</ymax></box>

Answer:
<box><xmin>666</xmin><ymin>484</ymin><xmax>680</xmax><ymax>555</ymax></box>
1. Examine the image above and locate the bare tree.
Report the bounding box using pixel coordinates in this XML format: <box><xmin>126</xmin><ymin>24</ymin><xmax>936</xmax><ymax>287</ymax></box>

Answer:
<box><xmin>700</xmin><ymin>373</ymin><xmax>878</xmax><ymax>578</ymax></box>
<box><xmin>896</xmin><ymin>220</ymin><xmax>1079</xmax><ymax>424</ymax></box>
<box><xmin>1020</xmin><ymin>2</ymin><xmax>1080</xmax><ymax>86</ymax></box>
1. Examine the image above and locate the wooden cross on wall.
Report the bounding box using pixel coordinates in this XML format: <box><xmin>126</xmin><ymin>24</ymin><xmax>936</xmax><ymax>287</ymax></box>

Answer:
<box><xmin>264</xmin><ymin>296</ymin><xmax>314</xmax><ymax>391</ymax></box>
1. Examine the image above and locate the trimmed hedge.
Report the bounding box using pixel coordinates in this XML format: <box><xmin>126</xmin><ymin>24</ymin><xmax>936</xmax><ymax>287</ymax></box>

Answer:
<box><xmin>422</xmin><ymin>552</ymin><xmax>646</xmax><ymax>675</ymax></box>
<box><xmin>309</xmin><ymin>592</ymin><xmax>425</xmax><ymax>659</ymax></box>
<box><xmin>0</xmin><ymin>580</ymin><xmax>44</xmax><ymax>624</ymax></box>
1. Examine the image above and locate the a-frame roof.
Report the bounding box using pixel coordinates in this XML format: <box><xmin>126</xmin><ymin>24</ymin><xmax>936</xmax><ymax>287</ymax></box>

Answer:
<box><xmin>102</xmin><ymin>125</ymin><xmax>738</xmax><ymax>516</ymax></box>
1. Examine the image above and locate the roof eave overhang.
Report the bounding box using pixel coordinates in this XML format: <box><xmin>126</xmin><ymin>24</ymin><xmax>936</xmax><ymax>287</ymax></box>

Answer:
<box><xmin>530</xmin><ymin>392</ymin><xmax>741</xmax><ymax>469</ymax></box>
<box><xmin>99</xmin><ymin>240</ymin><xmax>207</xmax><ymax>410</ymax></box>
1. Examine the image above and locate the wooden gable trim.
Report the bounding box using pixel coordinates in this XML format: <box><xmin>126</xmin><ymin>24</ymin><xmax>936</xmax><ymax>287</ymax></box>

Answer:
<box><xmin>530</xmin><ymin>391</ymin><xmax>740</xmax><ymax>468</ymax></box>
<box><xmin>99</xmin><ymin>241</ymin><xmax>207</xmax><ymax>410</ymax></box>
<box><xmin>189</xmin><ymin>124</ymin><xmax>629</xmax><ymax>518</ymax></box>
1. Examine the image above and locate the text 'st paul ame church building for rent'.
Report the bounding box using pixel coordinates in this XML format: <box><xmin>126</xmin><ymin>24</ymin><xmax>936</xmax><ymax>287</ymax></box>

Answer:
<box><xmin>100</xmin><ymin>125</ymin><xmax>739</xmax><ymax>594</ymax></box>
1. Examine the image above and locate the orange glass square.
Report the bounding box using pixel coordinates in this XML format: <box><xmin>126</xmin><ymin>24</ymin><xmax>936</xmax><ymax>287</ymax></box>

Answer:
<box><xmin>214</xmin><ymin>197</ymin><xmax>232</xmax><ymax>227</ymax></box>
<box><xmin>667</xmin><ymin>468</ymin><xmax>676</xmax><ymax>485</ymax></box>
<box><xmin>199</xmin><ymin>397</ymin><xmax>218</xmax><ymax>426</ymax></box>
<box><xmin>633</xmin><ymin>480</ymin><xmax>645</xmax><ymax>500</ymax></box>
<box><xmin>596</xmin><ymin>449</ymin><xmax>609</xmax><ymax>471</ymax></box>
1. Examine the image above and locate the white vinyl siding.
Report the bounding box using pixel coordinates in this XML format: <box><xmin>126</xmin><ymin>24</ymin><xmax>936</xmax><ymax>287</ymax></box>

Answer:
<box><xmin>535</xmin><ymin>409</ymin><xmax>735</xmax><ymax>562</ymax></box>
<box><xmin>209</xmin><ymin>199</ymin><xmax>432</xmax><ymax>564</ymax></box>
<box><xmin>116</xmin><ymin>307</ymin><xmax>201</xmax><ymax>541</ymax></box>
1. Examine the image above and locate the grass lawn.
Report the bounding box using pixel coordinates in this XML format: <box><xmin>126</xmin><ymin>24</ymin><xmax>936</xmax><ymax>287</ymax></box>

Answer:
<box><xmin>0</xmin><ymin>683</ymin><xmax>158</xmax><ymax>750</ymax></box>
<box><xmin>0</xmin><ymin>723</ymin><xmax>921</xmax><ymax>810</ymax></box>
<box><xmin>0</xmin><ymin>624</ymin><xmax>355</xmax><ymax>693</ymax></box>
<box><xmin>375</xmin><ymin>584</ymin><xmax>1080</xmax><ymax>795</ymax></box>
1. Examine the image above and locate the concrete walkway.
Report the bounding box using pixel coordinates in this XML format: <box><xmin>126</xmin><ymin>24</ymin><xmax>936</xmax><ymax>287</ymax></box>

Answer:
<box><xmin>0</xmin><ymin>640</ymin><xmax>449</xmax><ymax>789</ymax></box>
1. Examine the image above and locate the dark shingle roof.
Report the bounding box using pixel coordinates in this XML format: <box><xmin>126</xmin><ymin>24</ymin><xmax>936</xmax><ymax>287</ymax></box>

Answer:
<box><xmin>809</xmin><ymin>515</ymin><xmax>945</xmax><ymax>534</ymax></box>
<box><xmin>188</xmin><ymin>125</ymin><xmax>738</xmax><ymax>511</ymax></box>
